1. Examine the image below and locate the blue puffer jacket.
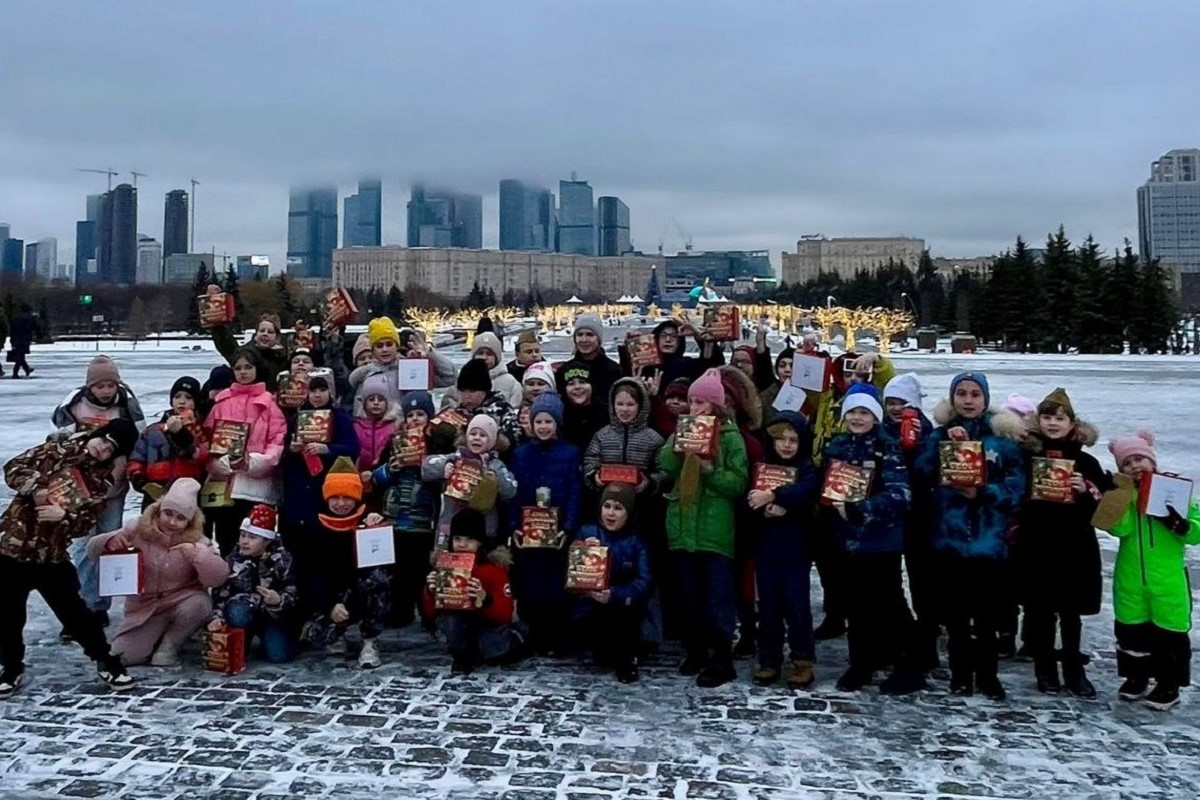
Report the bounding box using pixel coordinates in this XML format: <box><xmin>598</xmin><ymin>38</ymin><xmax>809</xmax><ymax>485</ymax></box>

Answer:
<box><xmin>755</xmin><ymin>411</ymin><xmax>821</xmax><ymax>562</ymax></box>
<box><xmin>822</xmin><ymin>427</ymin><xmax>910</xmax><ymax>554</ymax></box>
<box><xmin>371</xmin><ymin>463</ymin><xmax>438</xmax><ymax>535</ymax></box>
<box><xmin>914</xmin><ymin>402</ymin><xmax>1026</xmax><ymax>560</ymax></box>
<box><xmin>572</xmin><ymin>522</ymin><xmax>652</xmax><ymax>609</ymax></box>
<box><xmin>279</xmin><ymin>401</ymin><xmax>360</xmax><ymax>528</ymax></box>
<box><xmin>508</xmin><ymin>437</ymin><xmax>584</xmax><ymax>537</ymax></box>
<box><xmin>883</xmin><ymin>408</ymin><xmax>937</xmax><ymax>550</ymax></box>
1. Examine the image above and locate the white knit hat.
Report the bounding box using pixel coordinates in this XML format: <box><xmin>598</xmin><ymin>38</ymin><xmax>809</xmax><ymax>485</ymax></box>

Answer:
<box><xmin>522</xmin><ymin>361</ymin><xmax>555</xmax><ymax>387</ymax></box>
<box><xmin>841</xmin><ymin>392</ymin><xmax>883</xmax><ymax>421</ymax></box>
<box><xmin>883</xmin><ymin>373</ymin><xmax>923</xmax><ymax>409</ymax></box>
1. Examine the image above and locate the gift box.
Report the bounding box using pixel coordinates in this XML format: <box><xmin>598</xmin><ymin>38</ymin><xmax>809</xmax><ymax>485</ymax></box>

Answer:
<box><xmin>518</xmin><ymin>506</ymin><xmax>560</xmax><ymax>548</ymax></box>
<box><xmin>296</xmin><ymin>409</ymin><xmax>332</xmax><ymax>444</ymax></box>
<box><xmin>673</xmin><ymin>415</ymin><xmax>718</xmax><ymax>458</ymax></box>
<box><xmin>565</xmin><ymin>542</ymin><xmax>610</xmax><ymax>593</ymax></box>
<box><xmin>1138</xmin><ymin>471</ymin><xmax>1194</xmax><ymax>517</ymax></box>
<box><xmin>1030</xmin><ymin>456</ymin><xmax>1076</xmax><ymax>504</ymax></box>
<box><xmin>44</xmin><ymin>468</ymin><xmax>93</xmax><ymax>515</ymax></box>
<box><xmin>431</xmin><ymin>408</ymin><xmax>470</xmax><ymax>432</ymax></box>
<box><xmin>939</xmin><ymin>441</ymin><xmax>986</xmax><ymax>488</ymax></box>
<box><xmin>324</xmin><ymin>288</ymin><xmax>359</xmax><ymax>328</ymax></box>
<box><xmin>753</xmin><ymin>463</ymin><xmax>797</xmax><ymax>492</ymax></box>
<box><xmin>198</xmin><ymin>290</ymin><xmax>236</xmax><ymax>328</ymax></box>
<box><xmin>292</xmin><ymin>325</ymin><xmax>316</xmax><ymax>351</ymax></box>
<box><xmin>203</xmin><ymin>627</ymin><xmax>246</xmax><ymax>675</ymax></box>
<box><xmin>625</xmin><ymin>332</ymin><xmax>661</xmax><ymax>371</ymax></box>
<box><xmin>209</xmin><ymin>420</ymin><xmax>250</xmax><ymax>467</ymax></box>
<box><xmin>444</xmin><ymin>460</ymin><xmax>485</xmax><ymax>503</ymax></box>
<box><xmin>390</xmin><ymin>424</ymin><xmax>427</xmax><ymax>469</ymax></box>
<box><xmin>355</xmin><ymin>525</ymin><xmax>397</xmax><ymax>568</ymax></box>
<box><xmin>598</xmin><ymin>463</ymin><xmax>641</xmax><ymax>486</ymax></box>
<box><xmin>434</xmin><ymin>551</ymin><xmax>476</xmax><ymax>610</ymax></box>
<box><xmin>98</xmin><ymin>551</ymin><xmax>143</xmax><ymax>597</ymax></box>
<box><xmin>820</xmin><ymin>459</ymin><xmax>874</xmax><ymax>505</ymax></box>
<box><xmin>277</xmin><ymin>371</ymin><xmax>311</xmax><ymax>409</ymax></box>
<box><xmin>702</xmin><ymin>304</ymin><xmax>741</xmax><ymax>342</ymax></box>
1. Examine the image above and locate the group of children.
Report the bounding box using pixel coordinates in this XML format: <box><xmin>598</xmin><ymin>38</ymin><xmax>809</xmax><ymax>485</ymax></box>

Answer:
<box><xmin>0</xmin><ymin>311</ymin><xmax>1196</xmax><ymax>713</ymax></box>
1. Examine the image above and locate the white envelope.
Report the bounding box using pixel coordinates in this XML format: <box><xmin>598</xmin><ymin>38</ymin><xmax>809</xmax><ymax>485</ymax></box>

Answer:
<box><xmin>788</xmin><ymin>354</ymin><xmax>829</xmax><ymax>393</ymax></box>
<box><xmin>355</xmin><ymin>526</ymin><xmax>396</xmax><ymax>568</ymax></box>
<box><xmin>98</xmin><ymin>552</ymin><xmax>142</xmax><ymax>597</ymax></box>
<box><xmin>398</xmin><ymin>359</ymin><xmax>431</xmax><ymax>391</ymax></box>
<box><xmin>1142</xmin><ymin>473</ymin><xmax>1194</xmax><ymax>518</ymax></box>
<box><xmin>772</xmin><ymin>383</ymin><xmax>806</xmax><ymax>413</ymax></box>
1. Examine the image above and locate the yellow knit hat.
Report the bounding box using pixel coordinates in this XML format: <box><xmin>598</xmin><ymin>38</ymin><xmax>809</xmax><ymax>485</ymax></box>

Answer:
<box><xmin>323</xmin><ymin>456</ymin><xmax>363</xmax><ymax>501</ymax></box>
<box><xmin>368</xmin><ymin>317</ymin><xmax>399</xmax><ymax>347</ymax></box>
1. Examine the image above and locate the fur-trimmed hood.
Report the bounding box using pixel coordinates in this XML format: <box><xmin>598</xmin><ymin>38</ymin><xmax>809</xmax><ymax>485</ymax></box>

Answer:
<box><xmin>1021</xmin><ymin>417</ymin><xmax>1099</xmax><ymax>454</ymax></box>
<box><xmin>718</xmin><ymin>365</ymin><xmax>763</xmax><ymax>431</ymax></box>
<box><xmin>932</xmin><ymin>400</ymin><xmax>1026</xmax><ymax>442</ymax></box>
<box><xmin>133</xmin><ymin>501</ymin><xmax>207</xmax><ymax>546</ymax></box>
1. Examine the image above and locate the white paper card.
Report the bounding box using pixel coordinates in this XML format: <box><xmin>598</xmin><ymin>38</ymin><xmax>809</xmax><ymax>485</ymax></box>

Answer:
<box><xmin>1143</xmin><ymin>473</ymin><xmax>1194</xmax><ymax>518</ymax></box>
<box><xmin>772</xmin><ymin>382</ymin><xmax>806</xmax><ymax>413</ymax></box>
<box><xmin>788</xmin><ymin>354</ymin><xmax>828</xmax><ymax>393</ymax></box>
<box><xmin>99</xmin><ymin>552</ymin><xmax>141</xmax><ymax>597</ymax></box>
<box><xmin>398</xmin><ymin>359</ymin><xmax>431</xmax><ymax>391</ymax></box>
<box><xmin>355</xmin><ymin>526</ymin><xmax>396</xmax><ymax>568</ymax></box>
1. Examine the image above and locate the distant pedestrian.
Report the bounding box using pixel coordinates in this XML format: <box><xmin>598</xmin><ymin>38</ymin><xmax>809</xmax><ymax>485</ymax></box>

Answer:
<box><xmin>8</xmin><ymin>304</ymin><xmax>36</xmax><ymax>378</ymax></box>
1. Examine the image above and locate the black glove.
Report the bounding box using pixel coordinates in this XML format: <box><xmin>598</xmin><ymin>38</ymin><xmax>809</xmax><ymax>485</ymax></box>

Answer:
<box><xmin>1160</xmin><ymin>505</ymin><xmax>1190</xmax><ymax>536</ymax></box>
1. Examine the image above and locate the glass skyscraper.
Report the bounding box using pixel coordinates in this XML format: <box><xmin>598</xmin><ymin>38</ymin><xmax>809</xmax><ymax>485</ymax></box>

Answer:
<box><xmin>343</xmin><ymin>179</ymin><xmax>382</xmax><ymax>247</ymax></box>
<box><xmin>407</xmin><ymin>184</ymin><xmax>483</xmax><ymax>248</ymax></box>
<box><xmin>287</xmin><ymin>186</ymin><xmax>339</xmax><ymax>279</ymax></box>
<box><xmin>597</xmin><ymin>196</ymin><xmax>631</xmax><ymax>256</ymax></box>
<box><xmin>96</xmin><ymin>183</ymin><xmax>137</xmax><ymax>285</ymax></box>
<box><xmin>163</xmin><ymin>189</ymin><xmax>189</xmax><ymax>262</ymax></box>
<box><xmin>1138</xmin><ymin>148</ymin><xmax>1200</xmax><ymax>300</ymax></box>
<box><xmin>499</xmin><ymin>179</ymin><xmax>555</xmax><ymax>251</ymax></box>
<box><xmin>556</xmin><ymin>177</ymin><xmax>596</xmax><ymax>256</ymax></box>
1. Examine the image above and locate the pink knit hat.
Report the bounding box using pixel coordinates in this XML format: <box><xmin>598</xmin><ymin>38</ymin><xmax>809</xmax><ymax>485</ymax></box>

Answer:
<box><xmin>159</xmin><ymin>477</ymin><xmax>201</xmax><ymax>520</ymax></box>
<box><xmin>1109</xmin><ymin>430</ymin><xmax>1157</xmax><ymax>469</ymax></box>
<box><xmin>688</xmin><ymin>368</ymin><xmax>726</xmax><ymax>409</ymax></box>
<box><xmin>468</xmin><ymin>414</ymin><xmax>499</xmax><ymax>452</ymax></box>
<box><xmin>1000</xmin><ymin>394</ymin><xmax>1037</xmax><ymax>416</ymax></box>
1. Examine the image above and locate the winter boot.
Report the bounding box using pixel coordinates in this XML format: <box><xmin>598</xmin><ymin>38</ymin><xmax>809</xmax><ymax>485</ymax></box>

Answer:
<box><xmin>678</xmin><ymin>644</ymin><xmax>707</xmax><ymax>677</ymax></box>
<box><xmin>732</xmin><ymin>632</ymin><xmax>757</xmax><ymax>660</ymax></box>
<box><xmin>1034</xmin><ymin>658</ymin><xmax>1061</xmax><ymax>694</ymax></box>
<box><xmin>786</xmin><ymin>660</ymin><xmax>816</xmax><ymax>690</ymax></box>
<box><xmin>880</xmin><ymin>669</ymin><xmax>927</xmax><ymax>696</ymax></box>
<box><xmin>358</xmin><ymin>639</ymin><xmax>381</xmax><ymax>669</ymax></box>
<box><xmin>696</xmin><ymin>642</ymin><xmax>736</xmax><ymax>688</ymax></box>
<box><xmin>1118</xmin><ymin>676</ymin><xmax>1150</xmax><ymax>701</ymax></box>
<box><xmin>835</xmin><ymin>667</ymin><xmax>873</xmax><ymax>692</ymax></box>
<box><xmin>615</xmin><ymin>659</ymin><xmax>639</xmax><ymax>684</ymax></box>
<box><xmin>752</xmin><ymin>665</ymin><xmax>780</xmax><ymax>686</ymax></box>
<box><xmin>0</xmin><ymin>668</ymin><xmax>25</xmax><ymax>700</ymax></box>
<box><xmin>1144</xmin><ymin>683</ymin><xmax>1180</xmax><ymax>711</ymax></box>
<box><xmin>1062</xmin><ymin>655</ymin><xmax>1096</xmax><ymax>699</ymax></box>
<box><xmin>813</xmin><ymin>617</ymin><xmax>846</xmax><ymax>641</ymax></box>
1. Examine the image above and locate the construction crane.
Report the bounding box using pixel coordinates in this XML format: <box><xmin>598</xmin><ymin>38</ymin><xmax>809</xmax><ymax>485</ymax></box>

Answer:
<box><xmin>657</xmin><ymin>216</ymin><xmax>693</xmax><ymax>255</ymax></box>
<box><xmin>77</xmin><ymin>167</ymin><xmax>118</xmax><ymax>191</ymax></box>
<box><xmin>129</xmin><ymin>170</ymin><xmax>148</xmax><ymax>187</ymax></box>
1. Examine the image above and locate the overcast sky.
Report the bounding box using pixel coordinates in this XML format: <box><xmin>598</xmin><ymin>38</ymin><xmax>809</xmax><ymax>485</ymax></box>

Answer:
<box><xmin>1</xmin><ymin>1</ymin><xmax>1196</xmax><ymax>274</ymax></box>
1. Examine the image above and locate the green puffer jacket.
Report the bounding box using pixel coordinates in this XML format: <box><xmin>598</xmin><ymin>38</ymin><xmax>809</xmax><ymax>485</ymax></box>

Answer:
<box><xmin>658</xmin><ymin>420</ymin><xmax>749</xmax><ymax>558</ymax></box>
<box><xmin>1110</xmin><ymin>495</ymin><xmax>1200</xmax><ymax>633</ymax></box>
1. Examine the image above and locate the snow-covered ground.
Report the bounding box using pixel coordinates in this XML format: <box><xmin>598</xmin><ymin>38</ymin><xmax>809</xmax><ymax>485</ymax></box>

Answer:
<box><xmin>2</xmin><ymin>340</ymin><xmax>1200</xmax><ymax>799</ymax></box>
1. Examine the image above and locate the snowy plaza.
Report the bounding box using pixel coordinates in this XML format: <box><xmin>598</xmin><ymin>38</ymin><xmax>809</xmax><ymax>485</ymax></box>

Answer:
<box><xmin>1</xmin><ymin>340</ymin><xmax>1199</xmax><ymax>800</ymax></box>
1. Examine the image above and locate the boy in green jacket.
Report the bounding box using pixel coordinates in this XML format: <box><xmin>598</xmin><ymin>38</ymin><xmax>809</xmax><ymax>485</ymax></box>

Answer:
<box><xmin>1100</xmin><ymin>430</ymin><xmax>1200</xmax><ymax>711</ymax></box>
<box><xmin>658</xmin><ymin>368</ymin><xmax>749</xmax><ymax>688</ymax></box>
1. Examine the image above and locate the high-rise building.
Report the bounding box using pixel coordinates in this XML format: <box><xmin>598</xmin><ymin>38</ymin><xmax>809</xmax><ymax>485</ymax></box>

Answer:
<box><xmin>406</xmin><ymin>184</ymin><xmax>484</xmax><ymax>248</ymax></box>
<box><xmin>1</xmin><ymin>238</ymin><xmax>24</xmax><ymax>279</ymax></box>
<box><xmin>164</xmin><ymin>253</ymin><xmax>216</xmax><ymax>285</ymax></box>
<box><xmin>0</xmin><ymin>224</ymin><xmax>9</xmax><ymax>243</ymax></box>
<box><xmin>597</xmin><ymin>196</ymin><xmax>631</xmax><ymax>256</ymax></box>
<box><xmin>556</xmin><ymin>177</ymin><xmax>596</xmax><ymax>256</ymax></box>
<box><xmin>343</xmin><ymin>179</ymin><xmax>382</xmax><ymax>247</ymax></box>
<box><xmin>499</xmin><ymin>180</ymin><xmax>555</xmax><ymax>251</ymax></box>
<box><xmin>24</xmin><ymin>242</ymin><xmax>38</xmax><ymax>279</ymax></box>
<box><xmin>74</xmin><ymin>194</ymin><xmax>104</xmax><ymax>283</ymax></box>
<box><xmin>96</xmin><ymin>183</ymin><xmax>138</xmax><ymax>284</ymax></box>
<box><xmin>287</xmin><ymin>186</ymin><xmax>339</xmax><ymax>279</ymax></box>
<box><xmin>136</xmin><ymin>235</ymin><xmax>163</xmax><ymax>284</ymax></box>
<box><xmin>1138</xmin><ymin>148</ymin><xmax>1200</xmax><ymax>303</ymax></box>
<box><xmin>163</xmin><ymin>189</ymin><xmax>189</xmax><ymax>262</ymax></box>
<box><xmin>31</xmin><ymin>238</ymin><xmax>57</xmax><ymax>281</ymax></box>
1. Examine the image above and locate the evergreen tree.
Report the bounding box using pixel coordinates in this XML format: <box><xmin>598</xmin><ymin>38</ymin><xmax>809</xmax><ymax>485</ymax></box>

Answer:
<box><xmin>1036</xmin><ymin>226</ymin><xmax>1078</xmax><ymax>353</ymax></box>
<box><xmin>987</xmin><ymin>237</ymin><xmax>1039</xmax><ymax>351</ymax></box>
<box><xmin>127</xmin><ymin>296</ymin><xmax>148</xmax><ymax>340</ymax></box>
<box><xmin>36</xmin><ymin>297</ymin><xmax>51</xmax><ymax>342</ymax></box>
<box><xmin>1073</xmin><ymin>235</ymin><xmax>1120</xmax><ymax>353</ymax></box>
<box><xmin>501</xmin><ymin>288</ymin><xmax>517</xmax><ymax>307</ymax></box>
<box><xmin>522</xmin><ymin>291</ymin><xmax>534</xmax><ymax>316</ymax></box>
<box><xmin>915</xmin><ymin>250</ymin><xmax>943</xmax><ymax>327</ymax></box>
<box><xmin>535</xmin><ymin>290</ymin><xmax>545</xmax><ymax>309</ymax></box>
<box><xmin>187</xmin><ymin>262</ymin><xmax>211</xmax><ymax>332</ymax></box>
<box><xmin>275</xmin><ymin>273</ymin><xmax>299</xmax><ymax>328</ymax></box>
<box><xmin>1131</xmin><ymin>256</ymin><xmax>1177</xmax><ymax>354</ymax></box>
<box><xmin>386</xmin><ymin>285</ymin><xmax>405</xmax><ymax>321</ymax></box>
<box><xmin>1109</xmin><ymin>240</ymin><xmax>1140</xmax><ymax>351</ymax></box>
<box><xmin>222</xmin><ymin>265</ymin><xmax>243</xmax><ymax>327</ymax></box>
<box><xmin>486</xmin><ymin>287</ymin><xmax>497</xmax><ymax>308</ymax></box>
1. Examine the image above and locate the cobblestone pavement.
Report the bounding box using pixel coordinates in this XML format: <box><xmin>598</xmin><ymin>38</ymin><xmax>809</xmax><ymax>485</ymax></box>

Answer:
<box><xmin>3</xmin><ymin>550</ymin><xmax>1198</xmax><ymax>800</ymax></box>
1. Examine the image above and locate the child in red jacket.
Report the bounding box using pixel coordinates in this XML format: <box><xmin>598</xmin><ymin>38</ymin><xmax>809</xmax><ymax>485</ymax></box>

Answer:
<box><xmin>128</xmin><ymin>376</ymin><xmax>209</xmax><ymax>511</ymax></box>
<box><xmin>423</xmin><ymin>509</ymin><xmax>527</xmax><ymax>674</ymax></box>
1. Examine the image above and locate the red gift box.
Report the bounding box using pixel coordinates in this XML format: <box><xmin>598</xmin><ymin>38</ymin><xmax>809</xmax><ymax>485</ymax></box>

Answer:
<box><xmin>203</xmin><ymin>627</ymin><xmax>246</xmax><ymax>675</ymax></box>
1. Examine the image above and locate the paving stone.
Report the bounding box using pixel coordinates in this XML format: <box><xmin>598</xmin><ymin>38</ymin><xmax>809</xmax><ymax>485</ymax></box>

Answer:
<box><xmin>58</xmin><ymin>780</ymin><xmax>126</xmax><ymax>798</ymax></box>
<box><xmin>508</xmin><ymin>771</ymin><xmax>565</xmax><ymax>788</ymax></box>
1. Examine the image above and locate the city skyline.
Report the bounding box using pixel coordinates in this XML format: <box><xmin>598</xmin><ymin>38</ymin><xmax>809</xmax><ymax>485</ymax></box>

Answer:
<box><xmin>0</xmin><ymin>4</ymin><xmax>1196</xmax><ymax>276</ymax></box>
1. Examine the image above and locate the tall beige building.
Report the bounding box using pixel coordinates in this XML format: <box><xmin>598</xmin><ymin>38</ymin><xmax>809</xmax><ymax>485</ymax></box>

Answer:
<box><xmin>332</xmin><ymin>247</ymin><xmax>664</xmax><ymax>300</ymax></box>
<box><xmin>781</xmin><ymin>236</ymin><xmax>925</xmax><ymax>284</ymax></box>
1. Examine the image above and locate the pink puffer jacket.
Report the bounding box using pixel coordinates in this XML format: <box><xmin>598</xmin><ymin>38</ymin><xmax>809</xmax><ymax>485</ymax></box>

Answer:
<box><xmin>202</xmin><ymin>382</ymin><xmax>287</xmax><ymax>504</ymax></box>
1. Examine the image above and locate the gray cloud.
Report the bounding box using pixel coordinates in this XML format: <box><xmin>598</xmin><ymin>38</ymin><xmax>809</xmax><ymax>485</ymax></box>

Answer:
<box><xmin>1</xmin><ymin>1</ymin><xmax>1195</xmax><ymax>273</ymax></box>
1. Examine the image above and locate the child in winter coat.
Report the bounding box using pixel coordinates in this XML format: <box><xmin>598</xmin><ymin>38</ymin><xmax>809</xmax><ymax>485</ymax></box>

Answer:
<box><xmin>423</xmin><ymin>414</ymin><xmax>518</xmax><ymax>550</ymax></box>
<box><xmin>128</xmin><ymin>376</ymin><xmax>209</xmax><ymax>511</ymax></box>
<box><xmin>371</xmin><ymin>391</ymin><xmax>440</xmax><ymax>627</ymax></box>
<box><xmin>1014</xmin><ymin>388</ymin><xmax>1108</xmax><ymax>698</ymax></box>
<box><xmin>348</xmin><ymin>317</ymin><xmax>456</xmax><ymax>416</ymax></box>
<box><xmin>212</xmin><ymin>312</ymin><xmax>289</xmax><ymax>392</ymax></box>
<box><xmin>423</xmin><ymin>509</ymin><xmax>526</xmax><ymax>674</ymax></box>
<box><xmin>822</xmin><ymin>385</ymin><xmax>911</xmax><ymax>692</ymax></box>
<box><xmin>208</xmin><ymin>504</ymin><xmax>299</xmax><ymax>664</ymax></box>
<box><xmin>748</xmin><ymin>411</ymin><xmax>819</xmax><ymax>688</ymax></box>
<box><xmin>439</xmin><ymin>360</ymin><xmax>522</xmax><ymax>454</ymax></box>
<box><xmin>508</xmin><ymin>394</ymin><xmax>582</xmax><ymax>653</ymax></box>
<box><xmin>583</xmin><ymin>378</ymin><xmax>666</xmax><ymax>502</ymax></box>
<box><xmin>570</xmin><ymin>483</ymin><xmax>653</xmax><ymax>683</ymax></box>
<box><xmin>354</xmin><ymin>373</ymin><xmax>398</xmax><ymax>473</ymax></box>
<box><xmin>54</xmin><ymin>355</ymin><xmax>147</xmax><ymax>620</ymax></box>
<box><xmin>203</xmin><ymin>347</ymin><xmax>288</xmax><ymax>554</ymax></box>
<box><xmin>0</xmin><ymin>420</ymin><xmax>140</xmax><ymax>698</ymax></box>
<box><xmin>1096</xmin><ymin>430</ymin><xmax>1200</xmax><ymax>711</ymax></box>
<box><xmin>652</xmin><ymin>378</ymin><xmax>692</xmax><ymax>439</ymax></box>
<box><xmin>561</xmin><ymin>361</ymin><xmax>608</xmax><ymax>451</ymax></box>
<box><xmin>657</xmin><ymin>368</ymin><xmax>749</xmax><ymax>688</ymax></box>
<box><xmin>878</xmin><ymin>373</ymin><xmax>939</xmax><ymax>695</ymax></box>
<box><xmin>757</xmin><ymin>347</ymin><xmax>795</xmax><ymax>412</ymax></box>
<box><xmin>442</xmin><ymin>332</ymin><xmax>524</xmax><ymax>409</ymax></box>
<box><xmin>514</xmin><ymin>361</ymin><xmax>556</xmax><ymax>445</ymax></box>
<box><xmin>915</xmin><ymin>372</ymin><xmax>1026</xmax><ymax>700</ymax></box>
<box><xmin>91</xmin><ymin>478</ymin><xmax>229</xmax><ymax>667</ymax></box>
<box><xmin>301</xmin><ymin>458</ymin><xmax>391</xmax><ymax>669</ymax></box>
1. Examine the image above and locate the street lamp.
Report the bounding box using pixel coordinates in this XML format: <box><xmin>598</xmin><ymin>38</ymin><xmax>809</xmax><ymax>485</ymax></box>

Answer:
<box><xmin>826</xmin><ymin>295</ymin><xmax>837</xmax><ymax>309</ymax></box>
<box><xmin>900</xmin><ymin>291</ymin><xmax>918</xmax><ymax>318</ymax></box>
